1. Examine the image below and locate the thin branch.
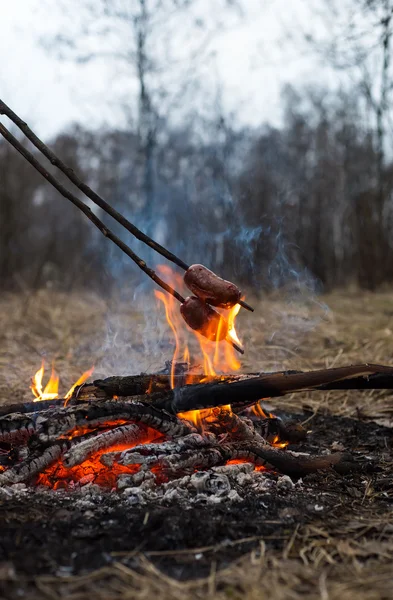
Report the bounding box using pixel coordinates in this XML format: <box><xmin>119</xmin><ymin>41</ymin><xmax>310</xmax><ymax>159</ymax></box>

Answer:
<box><xmin>0</xmin><ymin>99</ymin><xmax>188</xmax><ymax>270</ymax></box>
<box><xmin>0</xmin><ymin>122</ymin><xmax>244</xmax><ymax>355</ymax></box>
<box><xmin>0</xmin><ymin>99</ymin><xmax>253</xmax><ymax>313</ymax></box>
<box><xmin>0</xmin><ymin>122</ymin><xmax>185</xmax><ymax>303</ymax></box>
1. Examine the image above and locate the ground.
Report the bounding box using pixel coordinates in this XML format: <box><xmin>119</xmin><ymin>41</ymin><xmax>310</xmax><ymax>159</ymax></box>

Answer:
<box><xmin>1</xmin><ymin>288</ymin><xmax>393</xmax><ymax>599</ymax></box>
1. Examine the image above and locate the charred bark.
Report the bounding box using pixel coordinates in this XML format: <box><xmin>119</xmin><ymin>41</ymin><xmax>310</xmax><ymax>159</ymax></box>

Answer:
<box><xmin>63</xmin><ymin>423</ymin><xmax>155</xmax><ymax>467</ymax></box>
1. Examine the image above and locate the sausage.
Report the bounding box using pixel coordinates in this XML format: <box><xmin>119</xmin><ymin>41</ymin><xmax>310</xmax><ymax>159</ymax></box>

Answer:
<box><xmin>183</xmin><ymin>264</ymin><xmax>241</xmax><ymax>309</ymax></box>
<box><xmin>180</xmin><ymin>296</ymin><xmax>228</xmax><ymax>341</ymax></box>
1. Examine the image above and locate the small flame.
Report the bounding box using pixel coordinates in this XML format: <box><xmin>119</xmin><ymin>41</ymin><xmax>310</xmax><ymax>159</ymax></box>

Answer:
<box><xmin>64</xmin><ymin>366</ymin><xmax>95</xmax><ymax>405</ymax></box>
<box><xmin>227</xmin><ymin>302</ymin><xmax>242</xmax><ymax>347</ymax></box>
<box><xmin>31</xmin><ymin>361</ymin><xmax>94</xmax><ymax>403</ymax></box>
<box><xmin>252</xmin><ymin>402</ymin><xmax>274</xmax><ymax>419</ymax></box>
<box><xmin>183</xmin><ymin>347</ymin><xmax>190</xmax><ymax>364</ymax></box>
<box><xmin>155</xmin><ymin>290</ymin><xmax>179</xmax><ymax>389</ymax></box>
<box><xmin>272</xmin><ymin>435</ymin><xmax>289</xmax><ymax>449</ymax></box>
<box><xmin>31</xmin><ymin>361</ymin><xmax>59</xmax><ymax>401</ymax></box>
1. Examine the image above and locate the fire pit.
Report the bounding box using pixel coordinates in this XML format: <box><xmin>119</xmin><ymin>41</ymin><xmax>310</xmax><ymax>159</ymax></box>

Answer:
<box><xmin>2</xmin><ymin>357</ymin><xmax>392</xmax><ymax>492</ymax></box>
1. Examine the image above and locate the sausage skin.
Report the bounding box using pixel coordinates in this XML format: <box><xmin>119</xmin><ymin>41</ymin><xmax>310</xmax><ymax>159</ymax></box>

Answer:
<box><xmin>184</xmin><ymin>264</ymin><xmax>241</xmax><ymax>309</ymax></box>
<box><xmin>180</xmin><ymin>296</ymin><xmax>228</xmax><ymax>341</ymax></box>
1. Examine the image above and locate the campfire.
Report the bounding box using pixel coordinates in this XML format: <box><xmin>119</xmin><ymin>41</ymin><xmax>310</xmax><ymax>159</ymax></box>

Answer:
<box><xmin>2</xmin><ymin>285</ymin><xmax>393</xmax><ymax>495</ymax></box>
<box><xmin>0</xmin><ymin>272</ymin><xmax>296</xmax><ymax>493</ymax></box>
<box><xmin>1</xmin><ymin>99</ymin><xmax>393</xmax><ymax>499</ymax></box>
<box><xmin>1</xmin><ymin>271</ymin><xmax>393</xmax><ymax>495</ymax></box>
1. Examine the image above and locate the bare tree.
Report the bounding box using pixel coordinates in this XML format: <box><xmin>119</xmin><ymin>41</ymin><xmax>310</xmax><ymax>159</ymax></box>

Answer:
<box><xmin>295</xmin><ymin>0</ymin><xmax>393</xmax><ymax>287</ymax></box>
<box><xmin>41</xmin><ymin>0</ymin><xmax>243</xmax><ymax>236</ymax></box>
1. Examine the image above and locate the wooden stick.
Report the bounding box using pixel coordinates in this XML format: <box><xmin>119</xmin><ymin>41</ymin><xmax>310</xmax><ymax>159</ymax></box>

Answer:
<box><xmin>0</xmin><ymin>99</ymin><xmax>188</xmax><ymax>271</ymax></box>
<box><xmin>2</xmin><ymin>363</ymin><xmax>392</xmax><ymax>433</ymax></box>
<box><xmin>0</xmin><ymin>122</ymin><xmax>185</xmax><ymax>302</ymax></box>
<box><xmin>0</xmin><ymin>99</ymin><xmax>254</xmax><ymax>313</ymax></box>
<box><xmin>0</xmin><ymin>122</ymin><xmax>244</xmax><ymax>354</ymax></box>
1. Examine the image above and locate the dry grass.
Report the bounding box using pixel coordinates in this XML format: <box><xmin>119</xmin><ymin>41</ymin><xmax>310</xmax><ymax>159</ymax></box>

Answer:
<box><xmin>1</xmin><ymin>288</ymin><xmax>393</xmax><ymax>599</ymax></box>
<box><xmin>7</xmin><ymin>513</ymin><xmax>393</xmax><ymax>600</ymax></box>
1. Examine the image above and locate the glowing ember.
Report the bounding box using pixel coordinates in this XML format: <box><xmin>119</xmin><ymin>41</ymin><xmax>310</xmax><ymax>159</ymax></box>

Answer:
<box><xmin>31</xmin><ymin>361</ymin><xmax>94</xmax><ymax>403</ymax></box>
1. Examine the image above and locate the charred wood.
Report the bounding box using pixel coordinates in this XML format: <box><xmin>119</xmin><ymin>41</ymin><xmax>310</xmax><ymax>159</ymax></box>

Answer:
<box><xmin>63</xmin><ymin>423</ymin><xmax>156</xmax><ymax>467</ymax></box>
<box><xmin>240</xmin><ymin>444</ymin><xmax>355</xmax><ymax>477</ymax></box>
<box><xmin>0</xmin><ymin>414</ymin><xmax>36</xmax><ymax>444</ymax></box>
<box><xmin>0</xmin><ymin>399</ymin><xmax>73</xmax><ymax>418</ymax></box>
<box><xmin>74</xmin><ymin>364</ymin><xmax>393</xmax><ymax>406</ymax></box>
<box><xmin>251</xmin><ymin>417</ymin><xmax>308</xmax><ymax>445</ymax></box>
<box><xmin>206</xmin><ymin>409</ymin><xmax>266</xmax><ymax>444</ymax></box>
<box><xmin>112</xmin><ymin>433</ymin><xmax>215</xmax><ymax>466</ymax></box>
<box><xmin>159</xmin><ymin>364</ymin><xmax>393</xmax><ymax>413</ymax></box>
<box><xmin>76</xmin><ymin>373</ymin><xmax>237</xmax><ymax>400</ymax></box>
<box><xmin>0</xmin><ymin>442</ymin><xmax>65</xmax><ymax>486</ymax></box>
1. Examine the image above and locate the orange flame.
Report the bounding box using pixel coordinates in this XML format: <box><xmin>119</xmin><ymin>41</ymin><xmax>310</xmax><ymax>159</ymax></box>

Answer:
<box><xmin>154</xmin><ymin>265</ymin><xmax>244</xmax><ymax>429</ymax></box>
<box><xmin>64</xmin><ymin>366</ymin><xmax>95</xmax><ymax>405</ymax></box>
<box><xmin>31</xmin><ymin>361</ymin><xmax>59</xmax><ymax>401</ymax></box>
<box><xmin>31</xmin><ymin>361</ymin><xmax>94</xmax><ymax>403</ymax></box>
<box><xmin>272</xmin><ymin>435</ymin><xmax>289</xmax><ymax>449</ymax></box>
<box><xmin>154</xmin><ymin>265</ymin><xmax>243</xmax><ymax>386</ymax></box>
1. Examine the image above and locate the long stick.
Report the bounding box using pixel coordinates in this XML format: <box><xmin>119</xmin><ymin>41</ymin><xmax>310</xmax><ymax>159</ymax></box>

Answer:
<box><xmin>0</xmin><ymin>123</ymin><xmax>243</xmax><ymax>355</ymax></box>
<box><xmin>0</xmin><ymin>123</ymin><xmax>185</xmax><ymax>303</ymax></box>
<box><xmin>0</xmin><ymin>99</ymin><xmax>253</xmax><ymax>313</ymax></box>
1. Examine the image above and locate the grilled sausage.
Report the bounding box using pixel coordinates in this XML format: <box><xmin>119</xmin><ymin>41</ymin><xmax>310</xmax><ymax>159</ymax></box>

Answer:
<box><xmin>184</xmin><ymin>264</ymin><xmax>241</xmax><ymax>309</ymax></box>
<box><xmin>180</xmin><ymin>296</ymin><xmax>228</xmax><ymax>341</ymax></box>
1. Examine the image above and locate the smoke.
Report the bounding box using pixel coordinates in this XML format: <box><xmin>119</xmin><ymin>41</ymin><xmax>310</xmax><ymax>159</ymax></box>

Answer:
<box><xmin>95</xmin><ymin>136</ymin><xmax>328</xmax><ymax>376</ymax></box>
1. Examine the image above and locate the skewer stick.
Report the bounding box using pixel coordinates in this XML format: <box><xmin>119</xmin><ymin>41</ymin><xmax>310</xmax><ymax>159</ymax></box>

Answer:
<box><xmin>0</xmin><ymin>99</ymin><xmax>254</xmax><ymax>313</ymax></box>
<box><xmin>227</xmin><ymin>339</ymin><xmax>245</xmax><ymax>355</ymax></box>
<box><xmin>0</xmin><ymin>123</ymin><xmax>243</xmax><ymax>355</ymax></box>
<box><xmin>0</xmin><ymin>123</ymin><xmax>185</xmax><ymax>304</ymax></box>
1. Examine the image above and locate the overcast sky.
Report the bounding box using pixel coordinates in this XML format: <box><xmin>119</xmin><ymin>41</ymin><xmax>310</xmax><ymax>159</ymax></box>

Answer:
<box><xmin>0</xmin><ymin>0</ymin><xmax>337</xmax><ymax>138</ymax></box>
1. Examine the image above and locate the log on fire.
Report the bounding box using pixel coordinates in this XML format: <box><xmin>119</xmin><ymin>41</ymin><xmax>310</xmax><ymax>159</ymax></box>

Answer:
<box><xmin>3</xmin><ymin>363</ymin><xmax>393</xmax><ymax>420</ymax></box>
<box><xmin>76</xmin><ymin>363</ymin><xmax>393</xmax><ymax>410</ymax></box>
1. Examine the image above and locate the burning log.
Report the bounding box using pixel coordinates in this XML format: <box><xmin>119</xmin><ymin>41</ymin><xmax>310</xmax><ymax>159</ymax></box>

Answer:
<box><xmin>110</xmin><ymin>433</ymin><xmax>215</xmax><ymax>465</ymax></box>
<box><xmin>157</xmin><ymin>363</ymin><xmax>393</xmax><ymax>413</ymax></box>
<box><xmin>0</xmin><ymin>362</ymin><xmax>389</xmax><ymax>491</ymax></box>
<box><xmin>73</xmin><ymin>363</ymin><xmax>393</xmax><ymax>409</ymax></box>
<box><xmin>63</xmin><ymin>423</ymin><xmax>155</xmax><ymax>467</ymax></box>
<box><xmin>35</xmin><ymin>400</ymin><xmax>196</xmax><ymax>442</ymax></box>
